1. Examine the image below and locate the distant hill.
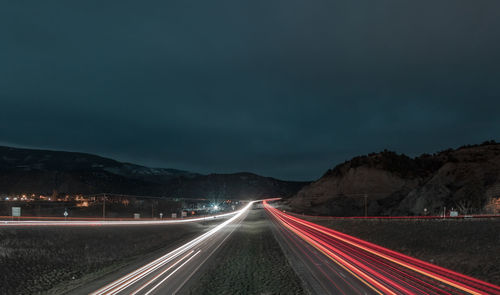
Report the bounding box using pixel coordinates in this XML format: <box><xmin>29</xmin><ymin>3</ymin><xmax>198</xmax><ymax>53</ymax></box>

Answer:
<box><xmin>288</xmin><ymin>141</ymin><xmax>500</xmax><ymax>216</ymax></box>
<box><xmin>0</xmin><ymin>146</ymin><xmax>307</xmax><ymax>199</ymax></box>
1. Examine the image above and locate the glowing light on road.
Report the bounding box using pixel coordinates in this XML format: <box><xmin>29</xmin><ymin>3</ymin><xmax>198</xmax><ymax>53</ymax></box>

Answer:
<box><xmin>264</xmin><ymin>200</ymin><xmax>500</xmax><ymax>295</ymax></box>
<box><xmin>287</xmin><ymin>212</ymin><xmax>500</xmax><ymax>220</ymax></box>
<box><xmin>91</xmin><ymin>201</ymin><xmax>255</xmax><ymax>295</ymax></box>
<box><xmin>143</xmin><ymin>250</ymin><xmax>201</xmax><ymax>295</ymax></box>
<box><xmin>0</xmin><ymin>211</ymin><xmax>240</xmax><ymax>227</ymax></box>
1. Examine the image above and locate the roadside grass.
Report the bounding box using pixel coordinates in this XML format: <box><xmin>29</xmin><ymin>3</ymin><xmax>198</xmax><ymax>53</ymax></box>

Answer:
<box><xmin>0</xmin><ymin>222</ymin><xmax>215</xmax><ymax>294</ymax></box>
<box><xmin>306</xmin><ymin>217</ymin><xmax>500</xmax><ymax>285</ymax></box>
<box><xmin>183</xmin><ymin>209</ymin><xmax>306</xmax><ymax>295</ymax></box>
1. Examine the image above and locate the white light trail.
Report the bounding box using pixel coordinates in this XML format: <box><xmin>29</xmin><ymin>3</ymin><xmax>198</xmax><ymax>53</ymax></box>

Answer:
<box><xmin>0</xmin><ymin>211</ymin><xmax>240</xmax><ymax>227</ymax></box>
<box><xmin>130</xmin><ymin>250</ymin><xmax>195</xmax><ymax>295</ymax></box>
<box><xmin>144</xmin><ymin>250</ymin><xmax>201</xmax><ymax>295</ymax></box>
<box><xmin>90</xmin><ymin>201</ymin><xmax>255</xmax><ymax>295</ymax></box>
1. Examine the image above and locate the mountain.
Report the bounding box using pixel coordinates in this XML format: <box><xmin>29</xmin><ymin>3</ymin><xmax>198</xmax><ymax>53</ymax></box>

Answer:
<box><xmin>0</xmin><ymin>146</ymin><xmax>307</xmax><ymax>199</ymax></box>
<box><xmin>288</xmin><ymin>141</ymin><xmax>500</xmax><ymax>216</ymax></box>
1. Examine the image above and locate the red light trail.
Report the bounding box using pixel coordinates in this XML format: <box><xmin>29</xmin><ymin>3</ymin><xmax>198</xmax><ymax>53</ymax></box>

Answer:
<box><xmin>264</xmin><ymin>200</ymin><xmax>500</xmax><ymax>295</ymax></box>
<box><xmin>286</xmin><ymin>212</ymin><xmax>500</xmax><ymax>220</ymax></box>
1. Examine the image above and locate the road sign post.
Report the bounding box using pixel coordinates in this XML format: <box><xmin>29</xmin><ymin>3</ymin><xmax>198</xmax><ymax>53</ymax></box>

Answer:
<box><xmin>12</xmin><ymin>207</ymin><xmax>21</xmax><ymax>221</ymax></box>
<box><xmin>102</xmin><ymin>194</ymin><xmax>106</xmax><ymax>220</ymax></box>
<box><xmin>364</xmin><ymin>194</ymin><xmax>368</xmax><ymax>217</ymax></box>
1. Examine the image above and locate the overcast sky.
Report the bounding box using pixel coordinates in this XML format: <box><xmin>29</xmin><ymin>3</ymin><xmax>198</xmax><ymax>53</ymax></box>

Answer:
<box><xmin>1</xmin><ymin>0</ymin><xmax>499</xmax><ymax>181</ymax></box>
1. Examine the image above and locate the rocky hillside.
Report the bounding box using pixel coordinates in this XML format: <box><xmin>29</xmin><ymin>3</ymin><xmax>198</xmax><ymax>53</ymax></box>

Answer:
<box><xmin>289</xmin><ymin>141</ymin><xmax>500</xmax><ymax>216</ymax></box>
<box><xmin>0</xmin><ymin>146</ymin><xmax>307</xmax><ymax>199</ymax></box>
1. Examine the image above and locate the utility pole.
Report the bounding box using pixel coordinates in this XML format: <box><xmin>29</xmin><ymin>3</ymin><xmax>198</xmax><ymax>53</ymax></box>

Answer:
<box><xmin>364</xmin><ymin>194</ymin><xmax>368</xmax><ymax>217</ymax></box>
<box><xmin>102</xmin><ymin>194</ymin><xmax>106</xmax><ymax>220</ymax></box>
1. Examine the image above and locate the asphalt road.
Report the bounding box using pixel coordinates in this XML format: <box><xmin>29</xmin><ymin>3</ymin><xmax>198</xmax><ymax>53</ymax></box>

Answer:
<box><xmin>87</xmin><ymin>202</ymin><xmax>253</xmax><ymax>295</ymax></box>
<box><xmin>268</xmin><ymin>206</ymin><xmax>378</xmax><ymax>295</ymax></box>
<box><xmin>265</xmin><ymin>201</ymin><xmax>500</xmax><ymax>295</ymax></box>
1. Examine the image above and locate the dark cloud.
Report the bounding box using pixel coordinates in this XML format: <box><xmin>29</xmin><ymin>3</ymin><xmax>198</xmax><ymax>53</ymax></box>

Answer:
<box><xmin>1</xmin><ymin>0</ymin><xmax>499</xmax><ymax>180</ymax></box>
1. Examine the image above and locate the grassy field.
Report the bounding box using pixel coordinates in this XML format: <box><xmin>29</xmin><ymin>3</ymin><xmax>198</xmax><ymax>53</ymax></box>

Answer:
<box><xmin>0</xmin><ymin>222</ymin><xmax>216</xmax><ymax>294</ymax></box>
<box><xmin>182</xmin><ymin>208</ymin><xmax>306</xmax><ymax>295</ymax></box>
<box><xmin>305</xmin><ymin>217</ymin><xmax>500</xmax><ymax>285</ymax></box>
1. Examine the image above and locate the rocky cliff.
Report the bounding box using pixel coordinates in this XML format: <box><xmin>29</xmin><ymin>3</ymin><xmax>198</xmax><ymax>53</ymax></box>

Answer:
<box><xmin>289</xmin><ymin>142</ymin><xmax>500</xmax><ymax>216</ymax></box>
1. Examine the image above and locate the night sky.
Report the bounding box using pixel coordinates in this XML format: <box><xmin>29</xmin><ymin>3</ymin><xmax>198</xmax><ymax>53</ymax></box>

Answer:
<box><xmin>1</xmin><ymin>1</ymin><xmax>500</xmax><ymax>181</ymax></box>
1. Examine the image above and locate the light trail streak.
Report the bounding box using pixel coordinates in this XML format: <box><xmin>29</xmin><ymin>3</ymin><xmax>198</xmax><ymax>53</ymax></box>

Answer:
<box><xmin>143</xmin><ymin>250</ymin><xmax>201</xmax><ymax>295</ymax></box>
<box><xmin>90</xmin><ymin>201</ymin><xmax>255</xmax><ymax>295</ymax></box>
<box><xmin>0</xmin><ymin>211</ymin><xmax>240</xmax><ymax>227</ymax></box>
<box><xmin>287</xmin><ymin>212</ymin><xmax>500</xmax><ymax>220</ymax></box>
<box><xmin>131</xmin><ymin>250</ymin><xmax>195</xmax><ymax>295</ymax></box>
<box><xmin>264</xmin><ymin>200</ymin><xmax>500</xmax><ymax>295</ymax></box>
<box><xmin>275</xmin><ymin>218</ymin><xmax>370</xmax><ymax>295</ymax></box>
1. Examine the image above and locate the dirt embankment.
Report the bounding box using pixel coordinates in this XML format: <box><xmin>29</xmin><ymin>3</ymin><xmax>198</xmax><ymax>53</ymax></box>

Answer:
<box><xmin>289</xmin><ymin>143</ymin><xmax>500</xmax><ymax>216</ymax></box>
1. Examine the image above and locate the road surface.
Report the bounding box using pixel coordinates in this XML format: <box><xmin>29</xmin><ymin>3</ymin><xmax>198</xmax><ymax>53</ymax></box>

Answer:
<box><xmin>87</xmin><ymin>201</ymin><xmax>254</xmax><ymax>295</ymax></box>
<box><xmin>268</xmin><ymin>208</ymin><xmax>378</xmax><ymax>295</ymax></box>
<box><xmin>264</xmin><ymin>201</ymin><xmax>500</xmax><ymax>295</ymax></box>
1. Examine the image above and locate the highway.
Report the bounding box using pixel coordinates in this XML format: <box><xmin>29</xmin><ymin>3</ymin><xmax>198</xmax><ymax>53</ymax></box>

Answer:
<box><xmin>264</xmin><ymin>200</ymin><xmax>500</xmax><ymax>295</ymax></box>
<box><xmin>87</xmin><ymin>201</ymin><xmax>254</xmax><ymax>295</ymax></box>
